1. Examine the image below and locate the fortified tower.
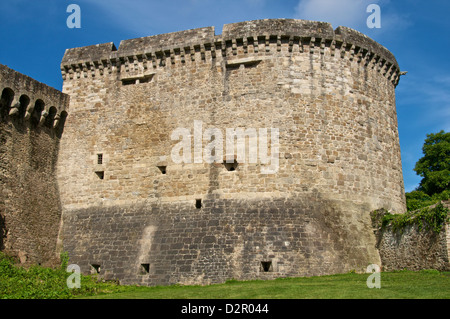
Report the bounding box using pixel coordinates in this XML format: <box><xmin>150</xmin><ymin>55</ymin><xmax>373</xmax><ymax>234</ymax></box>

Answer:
<box><xmin>58</xmin><ymin>19</ymin><xmax>405</xmax><ymax>285</ymax></box>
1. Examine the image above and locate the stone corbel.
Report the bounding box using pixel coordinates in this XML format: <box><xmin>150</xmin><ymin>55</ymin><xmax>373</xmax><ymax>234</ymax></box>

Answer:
<box><xmin>8</xmin><ymin>101</ymin><xmax>21</xmax><ymax>116</ymax></box>
<box><xmin>53</xmin><ymin>114</ymin><xmax>61</xmax><ymax>128</ymax></box>
<box><xmin>24</xmin><ymin>105</ymin><xmax>34</xmax><ymax>121</ymax></box>
<box><xmin>38</xmin><ymin>111</ymin><xmax>48</xmax><ymax>126</ymax></box>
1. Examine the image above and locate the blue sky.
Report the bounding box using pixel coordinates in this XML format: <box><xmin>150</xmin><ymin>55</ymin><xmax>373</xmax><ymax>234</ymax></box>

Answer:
<box><xmin>1</xmin><ymin>0</ymin><xmax>449</xmax><ymax>192</ymax></box>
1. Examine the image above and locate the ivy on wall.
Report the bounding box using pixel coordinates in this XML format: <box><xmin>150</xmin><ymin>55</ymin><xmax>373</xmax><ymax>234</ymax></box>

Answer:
<box><xmin>371</xmin><ymin>202</ymin><xmax>449</xmax><ymax>234</ymax></box>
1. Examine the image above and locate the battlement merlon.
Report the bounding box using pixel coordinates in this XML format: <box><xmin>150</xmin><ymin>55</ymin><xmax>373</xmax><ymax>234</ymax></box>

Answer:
<box><xmin>60</xmin><ymin>19</ymin><xmax>401</xmax><ymax>85</ymax></box>
<box><xmin>61</xmin><ymin>26</ymin><xmax>216</xmax><ymax>65</ymax></box>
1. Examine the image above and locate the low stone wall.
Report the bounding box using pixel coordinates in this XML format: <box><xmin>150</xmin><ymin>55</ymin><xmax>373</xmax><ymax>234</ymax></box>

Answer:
<box><xmin>373</xmin><ymin>202</ymin><xmax>450</xmax><ymax>271</ymax></box>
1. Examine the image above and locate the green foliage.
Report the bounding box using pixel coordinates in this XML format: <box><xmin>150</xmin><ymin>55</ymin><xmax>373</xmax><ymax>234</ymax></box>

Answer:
<box><xmin>381</xmin><ymin>213</ymin><xmax>396</xmax><ymax>228</ymax></box>
<box><xmin>376</xmin><ymin>202</ymin><xmax>449</xmax><ymax>234</ymax></box>
<box><xmin>0</xmin><ymin>251</ymin><xmax>129</xmax><ymax>299</ymax></box>
<box><xmin>405</xmin><ymin>190</ymin><xmax>432</xmax><ymax>211</ymax></box>
<box><xmin>59</xmin><ymin>251</ymin><xmax>69</xmax><ymax>270</ymax></box>
<box><xmin>414</xmin><ymin>130</ymin><xmax>450</xmax><ymax>196</ymax></box>
<box><xmin>405</xmin><ymin>190</ymin><xmax>449</xmax><ymax>211</ymax></box>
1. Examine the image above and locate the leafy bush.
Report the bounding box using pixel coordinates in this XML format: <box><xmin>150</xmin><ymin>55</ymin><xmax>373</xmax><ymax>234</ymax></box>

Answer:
<box><xmin>432</xmin><ymin>190</ymin><xmax>449</xmax><ymax>201</ymax></box>
<box><xmin>405</xmin><ymin>190</ymin><xmax>449</xmax><ymax>211</ymax></box>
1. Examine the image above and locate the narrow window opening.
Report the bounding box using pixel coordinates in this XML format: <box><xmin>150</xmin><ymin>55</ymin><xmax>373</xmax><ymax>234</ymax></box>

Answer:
<box><xmin>226</xmin><ymin>64</ymin><xmax>241</xmax><ymax>71</ymax></box>
<box><xmin>157</xmin><ymin>166</ymin><xmax>167</xmax><ymax>174</ymax></box>
<box><xmin>122</xmin><ymin>79</ymin><xmax>136</xmax><ymax>86</ymax></box>
<box><xmin>223</xmin><ymin>160</ymin><xmax>238</xmax><ymax>172</ymax></box>
<box><xmin>121</xmin><ymin>74</ymin><xmax>154</xmax><ymax>86</ymax></box>
<box><xmin>243</xmin><ymin>61</ymin><xmax>261</xmax><ymax>69</ymax></box>
<box><xmin>141</xmin><ymin>263</ymin><xmax>150</xmax><ymax>274</ymax></box>
<box><xmin>225</xmin><ymin>58</ymin><xmax>262</xmax><ymax>70</ymax></box>
<box><xmin>195</xmin><ymin>199</ymin><xmax>202</xmax><ymax>209</ymax></box>
<box><xmin>260</xmin><ymin>261</ymin><xmax>272</xmax><ymax>273</ymax></box>
<box><xmin>91</xmin><ymin>264</ymin><xmax>101</xmax><ymax>274</ymax></box>
<box><xmin>97</xmin><ymin>153</ymin><xmax>103</xmax><ymax>165</ymax></box>
<box><xmin>95</xmin><ymin>171</ymin><xmax>104</xmax><ymax>180</ymax></box>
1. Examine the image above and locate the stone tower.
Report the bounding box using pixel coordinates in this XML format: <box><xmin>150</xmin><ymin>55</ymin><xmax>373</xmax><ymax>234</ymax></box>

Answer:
<box><xmin>58</xmin><ymin>19</ymin><xmax>405</xmax><ymax>285</ymax></box>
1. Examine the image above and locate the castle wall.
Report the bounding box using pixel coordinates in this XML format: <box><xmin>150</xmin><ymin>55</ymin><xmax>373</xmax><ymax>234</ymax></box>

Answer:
<box><xmin>374</xmin><ymin>202</ymin><xmax>450</xmax><ymax>272</ymax></box>
<box><xmin>58</xmin><ymin>19</ymin><xmax>406</xmax><ymax>285</ymax></box>
<box><xmin>376</xmin><ymin>223</ymin><xmax>449</xmax><ymax>272</ymax></box>
<box><xmin>0</xmin><ymin>64</ymin><xmax>69</xmax><ymax>266</ymax></box>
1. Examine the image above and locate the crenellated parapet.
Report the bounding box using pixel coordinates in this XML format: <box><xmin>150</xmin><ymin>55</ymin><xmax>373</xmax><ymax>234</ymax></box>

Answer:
<box><xmin>61</xmin><ymin>19</ymin><xmax>402</xmax><ymax>87</ymax></box>
<box><xmin>0</xmin><ymin>64</ymin><xmax>69</xmax><ymax>131</ymax></box>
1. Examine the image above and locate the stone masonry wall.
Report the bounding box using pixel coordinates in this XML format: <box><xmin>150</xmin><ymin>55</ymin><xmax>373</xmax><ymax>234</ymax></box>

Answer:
<box><xmin>0</xmin><ymin>64</ymin><xmax>69</xmax><ymax>266</ymax></box>
<box><xmin>375</xmin><ymin>201</ymin><xmax>450</xmax><ymax>272</ymax></box>
<box><xmin>58</xmin><ymin>19</ymin><xmax>406</xmax><ymax>285</ymax></box>
<box><xmin>62</xmin><ymin>197</ymin><xmax>383</xmax><ymax>286</ymax></box>
<box><xmin>377</xmin><ymin>223</ymin><xmax>449</xmax><ymax>272</ymax></box>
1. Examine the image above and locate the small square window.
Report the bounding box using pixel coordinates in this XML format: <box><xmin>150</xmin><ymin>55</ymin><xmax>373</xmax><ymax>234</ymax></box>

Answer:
<box><xmin>260</xmin><ymin>261</ymin><xmax>272</xmax><ymax>272</ymax></box>
<box><xmin>195</xmin><ymin>199</ymin><xmax>202</xmax><ymax>209</ymax></box>
<box><xmin>95</xmin><ymin>171</ymin><xmax>104</xmax><ymax>180</ymax></box>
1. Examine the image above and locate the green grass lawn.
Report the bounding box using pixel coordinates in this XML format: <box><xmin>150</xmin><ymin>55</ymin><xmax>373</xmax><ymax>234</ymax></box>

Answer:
<box><xmin>84</xmin><ymin>270</ymin><xmax>450</xmax><ymax>299</ymax></box>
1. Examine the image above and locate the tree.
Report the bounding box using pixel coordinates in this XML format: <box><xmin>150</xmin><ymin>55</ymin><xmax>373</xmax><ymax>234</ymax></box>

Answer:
<box><xmin>414</xmin><ymin>130</ymin><xmax>450</xmax><ymax>196</ymax></box>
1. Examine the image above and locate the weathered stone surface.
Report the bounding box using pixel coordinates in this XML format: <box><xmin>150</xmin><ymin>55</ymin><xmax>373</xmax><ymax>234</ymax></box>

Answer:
<box><xmin>62</xmin><ymin>197</ymin><xmax>382</xmax><ymax>286</ymax></box>
<box><xmin>377</xmin><ymin>224</ymin><xmax>449</xmax><ymax>271</ymax></box>
<box><xmin>56</xmin><ymin>19</ymin><xmax>406</xmax><ymax>285</ymax></box>
<box><xmin>373</xmin><ymin>201</ymin><xmax>450</xmax><ymax>271</ymax></box>
<box><xmin>0</xmin><ymin>64</ymin><xmax>69</xmax><ymax>266</ymax></box>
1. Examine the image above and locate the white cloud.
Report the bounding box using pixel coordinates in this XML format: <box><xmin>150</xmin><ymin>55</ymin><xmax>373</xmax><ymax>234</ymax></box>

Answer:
<box><xmin>78</xmin><ymin>0</ymin><xmax>209</xmax><ymax>36</ymax></box>
<box><xmin>78</xmin><ymin>0</ymin><xmax>269</xmax><ymax>38</ymax></box>
<box><xmin>294</xmin><ymin>0</ymin><xmax>411</xmax><ymax>34</ymax></box>
<box><xmin>294</xmin><ymin>0</ymin><xmax>374</xmax><ymax>30</ymax></box>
